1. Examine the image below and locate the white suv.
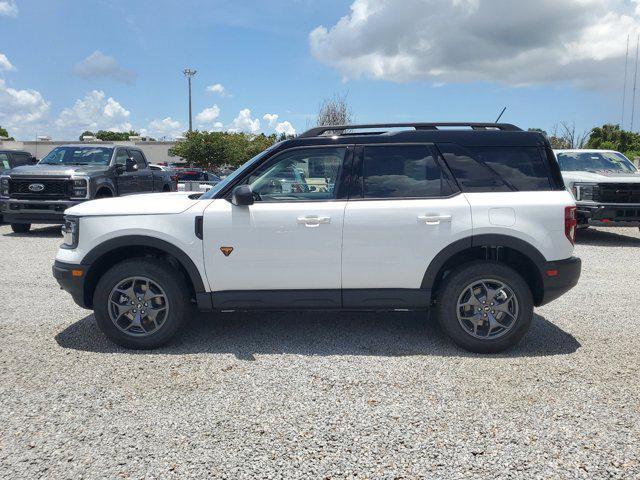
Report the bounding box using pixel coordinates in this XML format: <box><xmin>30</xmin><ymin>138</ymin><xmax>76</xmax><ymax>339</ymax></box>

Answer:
<box><xmin>53</xmin><ymin>123</ymin><xmax>581</xmax><ymax>353</ymax></box>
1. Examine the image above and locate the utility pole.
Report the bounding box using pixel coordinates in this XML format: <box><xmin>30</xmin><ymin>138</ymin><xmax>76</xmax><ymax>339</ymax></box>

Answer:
<box><xmin>622</xmin><ymin>34</ymin><xmax>629</xmax><ymax>128</ymax></box>
<box><xmin>183</xmin><ymin>68</ymin><xmax>197</xmax><ymax>132</ymax></box>
<box><xmin>631</xmin><ymin>36</ymin><xmax>639</xmax><ymax>132</ymax></box>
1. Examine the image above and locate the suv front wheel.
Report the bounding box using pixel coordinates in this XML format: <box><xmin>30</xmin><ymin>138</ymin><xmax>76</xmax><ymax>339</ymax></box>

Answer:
<box><xmin>436</xmin><ymin>261</ymin><xmax>533</xmax><ymax>353</ymax></box>
<box><xmin>93</xmin><ymin>258</ymin><xmax>190</xmax><ymax>349</ymax></box>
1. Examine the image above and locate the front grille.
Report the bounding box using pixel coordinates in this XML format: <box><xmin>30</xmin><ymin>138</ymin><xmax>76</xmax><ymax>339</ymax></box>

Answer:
<box><xmin>597</xmin><ymin>183</ymin><xmax>640</xmax><ymax>203</ymax></box>
<box><xmin>8</xmin><ymin>178</ymin><xmax>70</xmax><ymax>200</ymax></box>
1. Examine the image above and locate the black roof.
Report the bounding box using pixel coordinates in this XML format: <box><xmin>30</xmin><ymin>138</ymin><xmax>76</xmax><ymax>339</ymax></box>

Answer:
<box><xmin>283</xmin><ymin>122</ymin><xmax>547</xmax><ymax>149</ymax></box>
<box><xmin>0</xmin><ymin>149</ymin><xmax>31</xmax><ymax>154</ymax></box>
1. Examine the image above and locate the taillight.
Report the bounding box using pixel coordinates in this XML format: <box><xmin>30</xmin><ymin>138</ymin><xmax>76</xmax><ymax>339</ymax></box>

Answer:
<box><xmin>565</xmin><ymin>206</ymin><xmax>577</xmax><ymax>245</ymax></box>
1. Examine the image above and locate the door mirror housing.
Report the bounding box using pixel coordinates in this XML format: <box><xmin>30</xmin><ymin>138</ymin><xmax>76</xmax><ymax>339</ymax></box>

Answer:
<box><xmin>231</xmin><ymin>185</ymin><xmax>254</xmax><ymax>206</ymax></box>
<box><xmin>125</xmin><ymin>158</ymin><xmax>138</xmax><ymax>172</ymax></box>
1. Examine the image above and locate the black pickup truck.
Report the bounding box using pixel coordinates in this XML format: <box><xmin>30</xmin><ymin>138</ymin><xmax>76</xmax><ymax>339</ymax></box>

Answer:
<box><xmin>0</xmin><ymin>144</ymin><xmax>176</xmax><ymax>233</ymax></box>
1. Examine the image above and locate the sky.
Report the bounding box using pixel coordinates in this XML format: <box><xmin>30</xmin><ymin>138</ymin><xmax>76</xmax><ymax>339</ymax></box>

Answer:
<box><xmin>0</xmin><ymin>0</ymin><xmax>639</xmax><ymax>140</ymax></box>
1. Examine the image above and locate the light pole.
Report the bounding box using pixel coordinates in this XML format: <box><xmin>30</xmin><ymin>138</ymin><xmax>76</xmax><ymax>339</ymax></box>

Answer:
<box><xmin>183</xmin><ymin>68</ymin><xmax>197</xmax><ymax>132</ymax></box>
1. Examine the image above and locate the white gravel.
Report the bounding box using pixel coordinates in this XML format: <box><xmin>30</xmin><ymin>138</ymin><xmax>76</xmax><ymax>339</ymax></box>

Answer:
<box><xmin>0</xmin><ymin>223</ymin><xmax>638</xmax><ymax>479</ymax></box>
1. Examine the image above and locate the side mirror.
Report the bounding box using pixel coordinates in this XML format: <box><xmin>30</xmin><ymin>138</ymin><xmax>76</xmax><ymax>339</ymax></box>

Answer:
<box><xmin>231</xmin><ymin>185</ymin><xmax>254</xmax><ymax>206</ymax></box>
<box><xmin>30</xmin><ymin>157</ymin><xmax>38</xmax><ymax>164</ymax></box>
<box><xmin>114</xmin><ymin>164</ymin><xmax>125</xmax><ymax>175</ymax></box>
<box><xmin>125</xmin><ymin>158</ymin><xmax>138</xmax><ymax>172</ymax></box>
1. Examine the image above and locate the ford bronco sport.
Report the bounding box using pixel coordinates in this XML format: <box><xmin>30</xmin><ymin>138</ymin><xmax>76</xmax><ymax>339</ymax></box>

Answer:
<box><xmin>53</xmin><ymin>123</ymin><xmax>581</xmax><ymax>353</ymax></box>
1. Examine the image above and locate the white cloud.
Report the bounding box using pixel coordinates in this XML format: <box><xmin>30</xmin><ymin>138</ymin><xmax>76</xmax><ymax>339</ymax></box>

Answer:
<box><xmin>0</xmin><ymin>1</ymin><xmax>18</xmax><ymax>17</ymax></box>
<box><xmin>228</xmin><ymin>108</ymin><xmax>260</xmax><ymax>134</ymax></box>
<box><xmin>274</xmin><ymin>120</ymin><xmax>296</xmax><ymax>136</ymax></box>
<box><xmin>206</xmin><ymin>83</ymin><xmax>230</xmax><ymax>97</ymax></box>
<box><xmin>0</xmin><ymin>53</ymin><xmax>15</xmax><ymax>72</ymax></box>
<box><xmin>0</xmin><ymin>79</ymin><xmax>50</xmax><ymax>131</ymax></box>
<box><xmin>73</xmin><ymin>51</ymin><xmax>136</xmax><ymax>85</ymax></box>
<box><xmin>146</xmin><ymin>117</ymin><xmax>183</xmax><ymax>139</ymax></box>
<box><xmin>263</xmin><ymin>113</ymin><xmax>279</xmax><ymax>126</ymax></box>
<box><xmin>55</xmin><ymin>90</ymin><xmax>132</xmax><ymax>134</ymax></box>
<box><xmin>310</xmin><ymin>0</ymin><xmax>640</xmax><ymax>87</ymax></box>
<box><xmin>195</xmin><ymin>104</ymin><xmax>221</xmax><ymax>128</ymax></box>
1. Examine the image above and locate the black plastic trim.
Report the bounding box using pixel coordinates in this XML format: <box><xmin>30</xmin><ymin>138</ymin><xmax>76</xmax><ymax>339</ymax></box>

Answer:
<box><xmin>539</xmin><ymin>257</ymin><xmax>581</xmax><ymax>306</ymax></box>
<box><xmin>52</xmin><ymin>260</ymin><xmax>88</xmax><ymax>309</ymax></box>
<box><xmin>81</xmin><ymin>235</ymin><xmax>206</xmax><ymax>293</ymax></box>
<box><xmin>194</xmin><ymin>216</ymin><xmax>203</xmax><ymax>239</ymax></box>
<box><xmin>207</xmin><ymin>288</ymin><xmax>431</xmax><ymax>311</ymax></box>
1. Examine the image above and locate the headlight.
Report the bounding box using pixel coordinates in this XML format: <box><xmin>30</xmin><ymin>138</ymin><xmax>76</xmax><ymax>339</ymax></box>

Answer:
<box><xmin>70</xmin><ymin>177</ymin><xmax>89</xmax><ymax>199</ymax></box>
<box><xmin>0</xmin><ymin>176</ymin><xmax>9</xmax><ymax>198</ymax></box>
<box><xmin>61</xmin><ymin>216</ymin><xmax>79</xmax><ymax>249</ymax></box>
<box><xmin>573</xmin><ymin>183</ymin><xmax>598</xmax><ymax>201</ymax></box>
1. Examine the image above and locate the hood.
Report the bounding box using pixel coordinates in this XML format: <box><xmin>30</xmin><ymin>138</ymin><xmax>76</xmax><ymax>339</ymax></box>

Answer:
<box><xmin>8</xmin><ymin>164</ymin><xmax>108</xmax><ymax>177</ymax></box>
<box><xmin>65</xmin><ymin>192</ymin><xmax>204</xmax><ymax>217</ymax></box>
<box><xmin>561</xmin><ymin>170</ymin><xmax>640</xmax><ymax>184</ymax></box>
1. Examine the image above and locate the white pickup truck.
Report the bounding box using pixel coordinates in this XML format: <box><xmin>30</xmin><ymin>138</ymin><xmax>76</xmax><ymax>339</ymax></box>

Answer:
<box><xmin>555</xmin><ymin>149</ymin><xmax>640</xmax><ymax>228</ymax></box>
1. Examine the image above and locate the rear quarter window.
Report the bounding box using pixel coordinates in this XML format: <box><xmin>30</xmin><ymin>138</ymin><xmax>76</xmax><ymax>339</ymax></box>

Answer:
<box><xmin>437</xmin><ymin>144</ymin><xmax>553</xmax><ymax>192</ymax></box>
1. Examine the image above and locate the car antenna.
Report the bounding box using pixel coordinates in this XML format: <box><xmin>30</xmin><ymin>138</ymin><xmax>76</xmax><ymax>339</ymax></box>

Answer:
<box><xmin>495</xmin><ymin>106</ymin><xmax>507</xmax><ymax>123</ymax></box>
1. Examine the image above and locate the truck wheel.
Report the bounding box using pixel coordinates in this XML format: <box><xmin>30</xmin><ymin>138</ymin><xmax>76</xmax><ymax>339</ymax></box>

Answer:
<box><xmin>11</xmin><ymin>223</ymin><xmax>31</xmax><ymax>233</ymax></box>
<box><xmin>435</xmin><ymin>261</ymin><xmax>533</xmax><ymax>353</ymax></box>
<box><xmin>93</xmin><ymin>258</ymin><xmax>190</xmax><ymax>349</ymax></box>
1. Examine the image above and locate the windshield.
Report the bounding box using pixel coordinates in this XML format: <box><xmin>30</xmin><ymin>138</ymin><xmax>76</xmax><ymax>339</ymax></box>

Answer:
<box><xmin>200</xmin><ymin>144</ymin><xmax>281</xmax><ymax>199</ymax></box>
<box><xmin>40</xmin><ymin>146</ymin><xmax>114</xmax><ymax>165</ymax></box>
<box><xmin>556</xmin><ymin>151</ymin><xmax>638</xmax><ymax>174</ymax></box>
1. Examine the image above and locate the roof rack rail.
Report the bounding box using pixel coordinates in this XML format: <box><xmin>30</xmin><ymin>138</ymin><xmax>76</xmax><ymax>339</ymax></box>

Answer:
<box><xmin>298</xmin><ymin>122</ymin><xmax>522</xmax><ymax>138</ymax></box>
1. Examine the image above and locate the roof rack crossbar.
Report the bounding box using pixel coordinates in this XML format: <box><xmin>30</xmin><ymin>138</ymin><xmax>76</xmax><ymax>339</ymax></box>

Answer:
<box><xmin>298</xmin><ymin>122</ymin><xmax>522</xmax><ymax>138</ymax></box>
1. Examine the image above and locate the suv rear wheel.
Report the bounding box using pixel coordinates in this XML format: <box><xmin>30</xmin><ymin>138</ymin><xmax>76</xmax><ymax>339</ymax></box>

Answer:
<box><xmin>11</xmin><ymin>223</ymin><xmax>30</xmax><ymax>233</ymax></box>
<box><xmin>93</xmin><ymin>258</ymin><xmax>190</xmax><ymax>349</ymax></box>
<box><xmin>436</xmin><ymin>261</ymin><xmax>533</xmax><ymax>353</ymax></box>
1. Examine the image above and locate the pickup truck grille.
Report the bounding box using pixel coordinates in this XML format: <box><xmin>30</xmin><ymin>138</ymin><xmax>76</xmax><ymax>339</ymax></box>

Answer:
<box><xmin>597</xmin><ymin>183</ymin><xmax>640</xmax><ymax>204</ymax></box>
<box><xmin>8</xmin><ymin>178</ymin><xmax>70</xmax><ymax>200</ymax></box>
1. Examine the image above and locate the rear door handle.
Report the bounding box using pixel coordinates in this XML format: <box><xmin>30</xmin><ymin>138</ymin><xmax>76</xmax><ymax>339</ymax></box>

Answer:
<box><xmin>297</xmin><ymin>215</ymin><xmax>331</xmax><ymax>228</ymax></box>
<box><xmin>417</xmin><ymin>214</ymin><xmax>452</xmax><ymax>225</ymax></box>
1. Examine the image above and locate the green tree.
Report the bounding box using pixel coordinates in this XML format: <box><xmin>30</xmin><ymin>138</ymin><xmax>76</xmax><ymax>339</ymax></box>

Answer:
<box><xmin>169</xmin><ymin>131</ymin><xmax>280</xmax><ymax>169</ymax></box>
<box><xmin>0</xmin><ymin>125</ymin><xmax>14</xmax><ymax>140</ymax></box>
<box><xmin>586</xmin><ymin>124</ymin><xmax>640</xmax><ymax>158</ymax></box>
<box><xmin>79</xmin><ymin>130</ymin><xmax>95</xmax><ymax>141</ymax></box>
<box><xmin>94</xmin><ymin>130</ymin><xmax>139</xmax><ymax>141</ymax></box>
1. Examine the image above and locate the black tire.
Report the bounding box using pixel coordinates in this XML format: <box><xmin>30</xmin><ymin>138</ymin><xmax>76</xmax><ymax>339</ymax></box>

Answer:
<box><xmin>435</xmin><ymin>261</ymin><xmax>533</xmax><ymax>353</ymax></box>
<box><xmin>93</xmin><ymin>258</ymin><xmax>190</xmax><ymax>349</ymax></box>
<box><xmin>11</xmin><ymin>223</ymin><xmax>31</xmax><ymax>233</ymax></box>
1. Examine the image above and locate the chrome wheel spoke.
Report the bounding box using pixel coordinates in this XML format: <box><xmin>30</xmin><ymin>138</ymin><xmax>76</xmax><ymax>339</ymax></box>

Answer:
<box><xmin>457</xmin><ymin>278</ymin><xmax>519</xmax><ymax>340</ymax></box>
<box><xmin>108</xmin><ymin>276</ymin><xmax>169</xmax><ymax>338</ymax></box>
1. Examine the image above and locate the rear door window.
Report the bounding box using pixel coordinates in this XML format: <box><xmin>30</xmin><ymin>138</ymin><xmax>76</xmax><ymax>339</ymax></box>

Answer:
<box><xmin>361</xmin><ymin>145</ymin><xmax>453</xmax><ymax>199</ymax></box>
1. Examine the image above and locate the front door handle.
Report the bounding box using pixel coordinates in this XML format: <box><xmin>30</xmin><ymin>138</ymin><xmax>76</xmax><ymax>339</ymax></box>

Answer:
<box><xmin>417</xmin><ymin>214</ymin><xmax>452</xmax><ymax>225</ymax></box>
<box><xmin>297</xmin><ymin>215</ymin><xmax>331</xmax><ymax>227</ymax></box>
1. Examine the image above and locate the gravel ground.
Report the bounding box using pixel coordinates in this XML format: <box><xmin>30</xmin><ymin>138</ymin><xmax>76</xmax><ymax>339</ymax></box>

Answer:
<box><xmin>0</xmin><ymin>223</ymin><xmax>639</xmax><ymax>479</ymax></box>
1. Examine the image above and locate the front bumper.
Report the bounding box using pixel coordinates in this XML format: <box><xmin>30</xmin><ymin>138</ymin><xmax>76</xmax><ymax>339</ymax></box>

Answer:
<box><xmin>538</xmin><ymin>256</ymin><xmax>582</xmax><ymax>306</ymax></box>
<box><xmin>52</xmin><ymin>260</ymin><xmax>89</xmax><ymax>309</ymax></box>
<box><xmin>0</xmin><ymin>198</ymin><xmax>84</xmax><ymax>224</ymax></box>
<box><xmin>576</xmin><ymin>202</ymin><xmax>640</xmax><ymax>227</ymax></box>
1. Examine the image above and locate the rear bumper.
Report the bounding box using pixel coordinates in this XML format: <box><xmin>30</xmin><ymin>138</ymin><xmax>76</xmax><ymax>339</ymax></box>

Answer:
<box><xmin>52</xmin><ymin>260</ymin><xmax>89</xmax><ymax>309</ymax></box>
<box><xmin>577</xmin><ymin>203</ymin><xmax>640</xmax><ymax>227</ymax></box>
<box><xmin>0</xmin><ymin>198</ymin><xmax>83</xmax><ymax>224</ymax></box>
<box><xmin>538</xmin><ymin>256</ymin><xmax>581</xmax><ymax>306</ymax></box>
